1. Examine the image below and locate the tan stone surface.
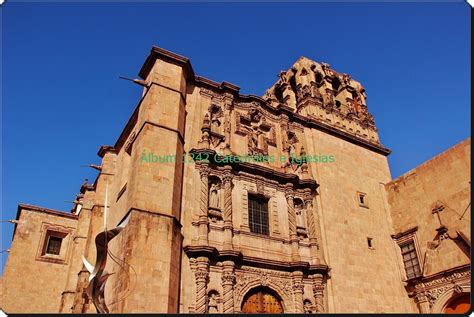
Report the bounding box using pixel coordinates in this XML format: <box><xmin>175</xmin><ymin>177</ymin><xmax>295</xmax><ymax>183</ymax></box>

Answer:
<box><xmin>1</xmin><ymin>207</ymin><xmax>78</xmax><ymax>313</ymax></box>
<box><xmin>1</xmin><ymin>46</ymin><xmax>469</xmax><ymax>314</ymax></box>
<box><xmin>385</xmin><ymin>139</ymin><xmax>470</xmax><ymax>312</ymax></box>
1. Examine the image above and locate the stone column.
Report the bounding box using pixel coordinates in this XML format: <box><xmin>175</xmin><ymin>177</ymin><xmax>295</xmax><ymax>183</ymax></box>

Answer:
<box><xmin>304</xmin><ymin>192</ymin><xmax>324</xmax><ymax>264</ymax></box>
<box><xmin>194</xmin><ymin>256</ymin><xmax>210</xmax><ymax>313</ymax></box>
<box><xmin>292</xmin><ymin>271</ymin><xmax>304</xmax><ymax>313</ymax></box>
<box><xmin>223</xmin><ymin>94</ymin><xmax>233</xmax><ymax>155</ymax></box>
<box><xmin>198</xmin><ymin>164</ymin><xmax>210</xmax><ymax>246</ymax></box>
<box><xmin>285</xmin><ymin>184</ymin><xmax>299</xmax><ymax>261</ymax></box>
<box><xmin>414</xmin><ymin>292</ymin><xmax>431</xmax><ymax>313</ymax></box>
<box><xmin>222</xmin><ymin>167</ymin><xmax>234</xmax><ymax>251</ymax></box>
<box><xmin>312</xmin><ymin>274</ymin><xmax>325</xmax><ymax>313</ymax></box>
<box><xmin>221</xmin><ymin>261</ymin><xmax>236</xmax><ymax>313</ymax></box>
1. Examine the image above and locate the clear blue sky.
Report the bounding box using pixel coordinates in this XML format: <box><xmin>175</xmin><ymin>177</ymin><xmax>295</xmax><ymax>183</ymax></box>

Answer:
<box><xmin>1</xmin><ymin>3</ymin><xmax>470</xmax><ymax>273</ymax></box>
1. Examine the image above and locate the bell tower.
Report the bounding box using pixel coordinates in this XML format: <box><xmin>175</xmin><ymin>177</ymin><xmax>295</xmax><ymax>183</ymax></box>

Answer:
<box><xmin>263</xmin><ymin>57</ymin><xmax>384</xmax><ymax>150</ymax></box>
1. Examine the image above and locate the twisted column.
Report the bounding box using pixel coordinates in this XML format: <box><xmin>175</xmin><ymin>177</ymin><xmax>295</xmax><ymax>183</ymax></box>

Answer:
<box><xmin>223</xmin><ymin>96</ymin><xmax>233</xmax><ymax>155</ymax></box>
<box><xmin>312</xmin><ymin>274</ymin><xmax>325</xmax><ymax>313</ymax></box>
<box><xmin>292</xmin><ymin>271</ymin><xmax>304</xmax><ymax>313</ymax></box>
<box><xmin>194</xmin><ymin>257</ymin><xmax>210</xmax><ymax>313</ymax></box>
<box><xmin>285</xmin><ymin>186</ymin><xmax>297</xmax><ymax>238</ymax></box>
<box><xmin>285</xmin><ymin>184</ymin><xmax>299</xmax><ymax>260</ymax></box>
<box><xmin>221</xmin><ymin>261</ymin><xmax>236</xmax><ymax>313</ymax></box>
<box><xmin>198</xmin><ymin>164</ymin><xmax>210</xmax><ymax>246</ymax></box>
<box><xmin>304</xmin><ymin>192</ymin><xmax>324</xmax><ymax>264</ymax></box>
<box><xmin>223</xmin><ymin>167</ymin><xmax>234</xmax><ymax>251</ymax></box>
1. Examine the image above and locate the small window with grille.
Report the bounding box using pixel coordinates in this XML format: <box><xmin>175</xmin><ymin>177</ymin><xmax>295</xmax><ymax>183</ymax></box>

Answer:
<box><xmin>36</xmin><ymin>225</ymin><xmax>71</xmax><ymax>264</ymax></box>
<box><xmin>248</xmin><ymin>194</ymin><xmax>269</xmax><ymax>236</ymax></box>
<box><xmin>400</xmin><ymin>240</ymin><xmax>421</xmax><ymax>279</ymax></box>
<box><xmin>45</xmin><ymin>236</ymin><xmax>62</xmax><ymax>255</ymax></box>
<box><xmin>41</xmin><ymin>231</ymin><xmax>66</xmax><ymax>256</ymax></box>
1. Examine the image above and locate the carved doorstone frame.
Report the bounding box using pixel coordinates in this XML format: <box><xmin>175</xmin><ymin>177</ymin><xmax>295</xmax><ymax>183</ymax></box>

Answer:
<box><xmin>410</xmin><ymin>265</ymin><xmax>470</xmax><ymax>313</ymax></box>
<box><xmin>233</xmin><ymin>267</ymin><xmax>293</xmax><ymax>313</ymax></box>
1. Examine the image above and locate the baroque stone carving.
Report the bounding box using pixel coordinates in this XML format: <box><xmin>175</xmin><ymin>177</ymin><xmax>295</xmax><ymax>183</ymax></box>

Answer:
<box><xmin>234</xmin><ymin>267</ymin><xmax>293</xmax><ymax>311</ymax></box>
<box><xmin>412</xmin><ymin>268</ymin><xmax>470</xmax><ymax>308</ymax></box>
<box><xmin>234</xmin><ymin>109</ymin><xmax>276</xmax><ymax>156</ymax></box>
<box><xmin>194</xmin><ymin>257</ymin><xmax>210</xmax><ymax>313</ymax></box>
<box><xmin>260</xmin><ymin>56</ymin><xmax>381</xmax><ymax>149</ymax></box>
<box><xmin>221</xmin><ymin>268</ymin><xmax>236</xmax><ymax>313</ymax></box>
<box><xmin>208</xmin><ymin>290</ymin><xmax>220</xmax><ymax>313</ymax></box>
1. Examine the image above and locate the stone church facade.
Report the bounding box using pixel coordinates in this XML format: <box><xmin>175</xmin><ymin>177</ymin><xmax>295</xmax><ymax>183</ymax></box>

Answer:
<box><xmin>1</xmin><ymin>46</ymin><xmax>470</xmax><ymax>314</ymax></box>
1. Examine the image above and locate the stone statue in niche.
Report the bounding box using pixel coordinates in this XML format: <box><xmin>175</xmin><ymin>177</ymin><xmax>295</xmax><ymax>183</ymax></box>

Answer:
<box><xmin>208</xmin><ymin>293</ymin><xmax>218</xmax><ymax>313</ymax></box>
<box><xmin>209</xmin><ymin>104</ymin><xmax>224</xmax><ymax>135</ymax></box>
<box><xmin>210</xmin><ymin>112</ymin><xmax>221</xmax><ymax>134</ymax></box>
<box><xmin>248</xmin><ymin>128</ymin><xmax>259</xmax><ymax>154</ymax></box>
<box><xmin>209</xmin><ymin>183</ymin><xmax>220</xmax><ymax>209</ymax></box>
<box><xmin>296</xmin><ymin>207</ymin><xmax>306</xmax><ymax>229</ymax></box>
<box><xmin>289</xmin><ymin>144</ymin><xmax>297</xmax><ymax>162</ymax></box>
<box><xmin>295</xmin><ymin>199</ymin><xmax>307</xmax><ymax>237</ymax></box>
<box><xmin>304</xmin><ymin>300</ymin><xmax>313</xmax><ymax>313</ymax></box>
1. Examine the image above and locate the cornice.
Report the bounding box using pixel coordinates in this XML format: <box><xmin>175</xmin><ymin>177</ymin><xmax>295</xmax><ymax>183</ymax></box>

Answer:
<box><xmin>189</xmin><ymin>148</ymin><xmax>319</xmax><ymax>191</ymax></box>
<box><xmin>183</xmin><ymin>245</ymin><xmax>330</xmax><ymax>275</ymax></box>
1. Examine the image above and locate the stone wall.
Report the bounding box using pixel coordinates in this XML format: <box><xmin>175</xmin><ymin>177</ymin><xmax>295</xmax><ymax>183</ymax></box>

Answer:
<box><xmin>306</xmin><ymin>128</ymin><xmax>414</xmax><ymax>313</ymax></box>
<box><xmin>1</xmin><ymin>206</ymin><xmax>78</xmax><ymax>313</ymax></box>
<box><xmin>386</xmin><ymin>138</ymin><xmax>470</xmax><ymax>313</ymax></box>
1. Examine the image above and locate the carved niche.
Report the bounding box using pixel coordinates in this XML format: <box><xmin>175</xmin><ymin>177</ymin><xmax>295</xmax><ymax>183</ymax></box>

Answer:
<box><xmin>208</xmin><ymin>104</ymin><xmax>226</xmax><ymax>150</ymax></box>
<box><xmin>207</xmin><ymin>290</ymin><xmax>221</xmax><ymax>313</ymax></box>
<box><xmin>294</xmin><ymin>198</ymin><xmax>308</xmax><ymax>238</ymax></box>
<box><xmin>280</xmin><ymin>125</ymin><xmax>309</xmax><ymax>176</ymax></box>
<box><xmin>208</xmin><ymin>176</ymin><xmax>223</xmax><ymax>222</ymax></box>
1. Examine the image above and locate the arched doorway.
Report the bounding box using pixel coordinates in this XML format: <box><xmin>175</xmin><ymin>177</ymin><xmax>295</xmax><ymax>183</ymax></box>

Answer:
<box><xmin>241</xmin><ymin>287</ymin><xmax>283</xmax><ymax>313</ymax></box>
<box><xmin>444</xmin><ymin>293</ymin><xmax>470</xmax><ymax>314</ymax></box>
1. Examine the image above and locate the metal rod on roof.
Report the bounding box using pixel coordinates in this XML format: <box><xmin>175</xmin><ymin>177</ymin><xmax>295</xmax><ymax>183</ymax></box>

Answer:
<box><xmin>0</xmin><ymin>220</ymin><xmax>18</xmax><ymax>224</ymax></box>
<box><xmin>119</xmin><ymin>76</ymin><xmax>148</xmax><ymax>87</ymax></box>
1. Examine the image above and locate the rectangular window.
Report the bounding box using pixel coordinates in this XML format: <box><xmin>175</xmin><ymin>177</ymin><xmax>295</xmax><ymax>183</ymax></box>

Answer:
<box><xmin>367</xmin><ymin>237</ymin><xmax>374</xmax><ymax>249</ymax></box>
<box><xmin>400</xmin><ymin>241</ymin><xmax>421</xmax><ymax>279</ymax></box>
<box><xmin>248</xmin><ymin>194</ymin><xmax>269</xmax><ymax>235</ymax></box>
<box><xmin>357</xmin><ymin>192</ymin><xmax>369</xmax><ymax>208</ymax></box>
<box><xmin>45</xmin><ymin>235</ymin><xmax>63</xmax><ymax>255</ymax></box>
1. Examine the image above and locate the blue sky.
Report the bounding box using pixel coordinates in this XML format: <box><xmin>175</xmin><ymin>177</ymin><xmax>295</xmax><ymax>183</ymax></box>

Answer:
<box><xmin>1</xmin><ymin>3</ymin><xmax>470</xmax><ymax>273</ymax></box>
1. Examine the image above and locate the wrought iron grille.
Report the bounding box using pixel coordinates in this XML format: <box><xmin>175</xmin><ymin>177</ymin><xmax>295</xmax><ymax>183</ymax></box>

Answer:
<box><xmin>248</xmin><ymin>195</ymin><xmax>269</xmax><ymax>235</ymax></box>
<box><xmin>46</xmin><ymin>236</ymin><xmax>63</xmax><ymax>255</ymax></box>
<box><xmin>400</xmin><ymin>241</ymin><xmax>421</xmax><ymax>279</ymax></box>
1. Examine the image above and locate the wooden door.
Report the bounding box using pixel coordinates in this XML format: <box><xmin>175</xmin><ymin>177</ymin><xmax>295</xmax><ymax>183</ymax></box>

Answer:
<box><xmin>444</xmin><ymin>294</ymin><xmax>470</xmax><ymax>314</ymax></box>
<box><xmin>242</xmin><ymin>289</ymin><xmax>283</xmax><ymax>313</ymax></box>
